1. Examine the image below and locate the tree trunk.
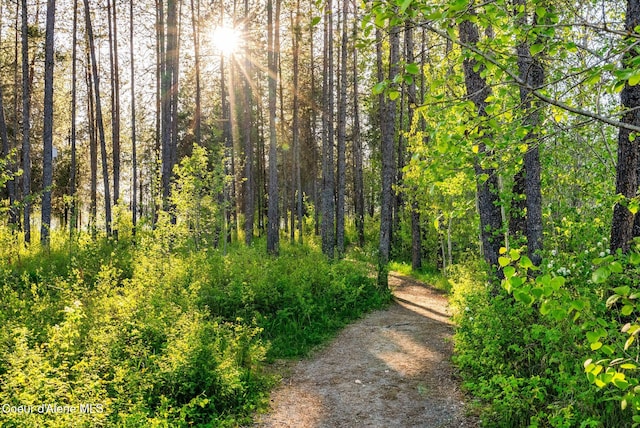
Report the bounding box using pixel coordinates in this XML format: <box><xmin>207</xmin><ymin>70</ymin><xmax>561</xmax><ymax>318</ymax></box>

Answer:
<box><xmin>130</xmin><ymin>0</ymin><xmax>138</xmax><ymax>231</ymax></box>
<box><xmin>190</xmin><ymin>0</ymin><xmax>201</xmax><ymax>146</ymax></box>
<box><xmin>335</xmin><ymin>0</ymin><xmax>348</xmax><ymax>257</ymax></box>
<box><xmin>70</xmin><ymin>0</ymin><xmax>78</xmax><ymax>235</ymax></box>
<box><xmin>405</xmin><ymin>22</ymin><xmax>422</xmax><ymax>271</ymax></box>
<box><xmin>108</xmin><ymin>0</ymin><xmax>121</xmax><ymax>209</ymax></box>
<box><xmin>378</xmin><ymin>24</ymin><xmax>399</xmax><ymax>287</ymax></box>
<box><xmin>352</xmin><ymin>7</ymin><xmax>364</xmax><ymax>248</ymax></box>
<box><xmin>459</xmin><ymin>16</ymin><xmax>504</xmax><ymax>276</ymax></box>
<box><xmin>321</xmin><ymin>0</ymin><xmax>335</xmax><ymax>259</ymax></box>
<box><xmin>611</xmin><ymin>0</ymin><xmax>640</xmax><ymax>253</ymax></box>
<box><xmin>243</xmin><ymin>0</ymin><xmax>254</xmax><ymax>245</ymax></box>
<box><xmin>0</xmin><ymin>0</ymin><xmax>16</xmax><ymax>226</ymax></box>
<box><xmin>41</xmin><ymin>0</ymin><xmax>56</xmax><ymax>246</ymax></box>
<box><xmin>21</xmin><ymin>0</ymin><xmax>31</xmax><ymax>243</ymax></box>
<box><xmin>84</xmin><ymin>0</ymin><xmax>112</xmax><ymax>235</ymax></box>
<box><xmin>86</xmin><ymin>51</ymin><xmax>97</xmax><ymax>235</ymax></box>
<box><xmin>266</xmin><ymin>0</ymin><xmax>280</xmax><ymax>255</ymax></box>
<box><xmin>292</xmin><ymin>0</ymin><xmax>303</xmax><ymax>244</ymax></box>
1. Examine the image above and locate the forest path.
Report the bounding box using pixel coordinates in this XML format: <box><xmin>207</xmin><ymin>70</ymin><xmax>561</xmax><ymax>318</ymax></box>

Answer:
<box><xmin>254</xmin><ymin>272</ymin><xmax>478</xmax><ymax>428</ymax></box>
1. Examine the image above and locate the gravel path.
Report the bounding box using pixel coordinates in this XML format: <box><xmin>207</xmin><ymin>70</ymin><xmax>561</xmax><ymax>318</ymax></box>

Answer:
<box><xmin>254</xmin><ymin>272</ymin><xmax>478</xmax><ymax>428</ymax></box>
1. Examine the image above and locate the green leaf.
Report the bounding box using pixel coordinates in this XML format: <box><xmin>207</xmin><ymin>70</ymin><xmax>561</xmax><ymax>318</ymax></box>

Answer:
<box><xmin>550</xmin><ymin>276</ymin><xmax>565</xmax><ymax>291</ymax></box>
<box><xmin>613</xmin><ymin>377</ymin><xmax>629</xmax><ymax>390</ymax></box>
<box><xmin>503</xmin><ymin>265</ymin><xmax>516</xmax><ymax>278</ymax></box>
<box><xmin>531</xmin><ymin>287</ymin><xmax>544</xmax><ymax>299</ymax></box>
<box><xmin>630</xmin><ymin>252</ymin><xmax>640</xmax><ymax>265</ymax></box>
<box><xmin>498</xmin><ymin>256</ymin><xmax>510</xmax><ymax>267</ymax></box>
<box><xmin>399</xmin><ymin>0</ymin><xmax>412</xmax><ymax>14</ymax></box>
<box><xmin>373</xmin><ymin>82</ymin><xmax>386</xmax><ymax>95</ymax></box>
<box><xmin>622</xmin><ymin>304</ymin><xmax>634</xmax><ymax>316</ymax></box>
<box><xmin>614</xmin><ymin>286</ymin><xmax>631</xmax><ymax>297</ymax></box>
<box><xmin>630</xmin><ymin>72</ymin><xmax>640</xmax><ymax>87</ymax></box>
<box><xmin>389</xmin><ymin>90</ymin><xmax>400</xmax><ymax>101</ymax></box>
<box><xmin>587</xmin><ymin>331</ymin><xmax>602</xmax><ymax>344</ymax></box>
<box><xmin>592</xmin><ymin>266</ymin><xmax>611</xmax><ymax>284</ymax></box>
<box><xmin>310</xmin><ymin>16</ymin><xmax>321</xmax><ymax>27</ymax></box>
<box><xmin>509</xmin><ymin>249</ymin><xmax>520</xmax><ymax>261</ymax></box>
<box><xmin>405</xmin><ymin>63</ymin><xmax>420</xmax><ymax>75</ymax></box>
<box><xmin>591</xmin><ymin>341</ymin><xmax>603</xmax><ymax>350</ymax></box>
<box><xmin>539</xmin><ymin>300</ymin><xmax>551</xmax><ymax>315</ymax></box>
<box><xmin>514</xmin><ymin>290</ymin><xmax>533</xmax><ymax>305</ymax></box>
<box><xmin>621</xmin><ymin>363</ymin><xmax>637</xmax><ymax>370</ymax></box>
<box><xmin>530</xmin><ymin>43</ymin><xmax>544</xmax><ymax>56</ymax></box>
<box><xmin>610</xmin><ymin>261</ymin><xmax>624</xmax><ymax>274</ymax></box>
<box><xmin>535</xmin><ymin>6</ymin><xmax>546</xmax><ymax>18</ymax></box>
<box><xmin>519</xmin><ymin>255</ymin><xmax>533</xmax><ymax>269</ymax></box>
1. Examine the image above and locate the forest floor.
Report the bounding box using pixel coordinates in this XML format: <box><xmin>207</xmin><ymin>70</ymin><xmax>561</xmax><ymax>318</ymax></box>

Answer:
<box><xmin>253</xmin><ymin>272</ymin><xmax>479</xmax><ymax>428</ymax></box>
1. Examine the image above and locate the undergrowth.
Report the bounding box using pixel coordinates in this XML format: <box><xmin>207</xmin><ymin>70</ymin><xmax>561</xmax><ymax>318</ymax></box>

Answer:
<box><xmin>0</xmin><ymin>225</ymin><xmax>389</xmax><ymax>427</ymax></box>
<box><xmin>449</xmin><ymin>246</ymin><xmax>631</xmax><ymax>427</ymax></box>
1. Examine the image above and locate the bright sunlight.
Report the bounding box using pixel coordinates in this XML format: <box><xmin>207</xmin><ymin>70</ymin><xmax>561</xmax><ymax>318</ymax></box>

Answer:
<box><xmin>209</xmin><ymin>25</ymin><xmax>243</xmax><ymax>57</ymax></box>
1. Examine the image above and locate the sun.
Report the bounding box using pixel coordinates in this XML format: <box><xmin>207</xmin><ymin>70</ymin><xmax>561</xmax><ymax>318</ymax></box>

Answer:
<box><xmin>210</xmin><ymin>26</ymin><xmax>243</xmax><ymax>57</ymax></box>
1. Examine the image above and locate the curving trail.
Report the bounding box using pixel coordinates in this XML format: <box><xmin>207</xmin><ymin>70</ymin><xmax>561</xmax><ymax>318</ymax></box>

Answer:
<box><xmin>254</xmin><ymin>272</ymin><xmax>478</xmax><ymax>428</ymax></box>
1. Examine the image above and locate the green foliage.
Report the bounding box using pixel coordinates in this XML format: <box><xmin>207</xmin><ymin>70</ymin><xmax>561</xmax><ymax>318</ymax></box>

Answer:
<box><xmin>0</xmin><ymin>222</ymin><xmax>388</xmax><ymax>426</ymax></box>
<box><xmin>451</xmin><ymin>243</ymin><xmax>633</xmax><ymax>427</ymax></box>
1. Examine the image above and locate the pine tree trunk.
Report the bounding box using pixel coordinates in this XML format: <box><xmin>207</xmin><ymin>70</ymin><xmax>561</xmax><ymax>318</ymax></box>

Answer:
<box><xmin>108</xmin><ymin>0</ymin><xmax>121</xmax><ymax>209</ymax></box>
<box><xmin>612</xmin><ymin>0</ymin><xmax>640</xmax><ymax>253</ymax></box>
<box><xmin>86</xmin><ymin>52</ymin><xmax>98</xmax><ymax>235</ymax></box>
<box><xmin>69</xmin><ymin>0</ymin><xmax>78</xmax><ymax>235</ymax></box>
<box><xmin>190</xmin><ymin>0</ymin><xmax>201</xmax><ymax>146</ymax></box>
<box><xmin>378</xmin><ymin>24</ymin><xmax>399</xmax><ymax>287</ymax></box>
<box><xmin>0</xmin><ymin>0</ymin><xmax>16</xmax><ymax>226</ymax></box>
<box><xmin>266</xmin><ymin>0</ymin><xmax>281</xmax><ymax>255</ymax></box>
<box><xmin>21</xmin><ymin>0</ymin><xmax>31</xmax><ymax>243</ymax></box>
<box><xmin>84</xmin><ymin>0</ymin><xmax>112</xmax><ymax>235</ymax></box>
<box><xmin>243</xmin><ymin>0</ymin><xmax>255</xmax><ymax>245</ymax></box>
<box><xmin>321</xmin><ymin>0</ymin><xmax>335</xmax><ymax>259</ymax></box>
<box><xmin>335</xmin><ymin>0</ymin><xmax>348</xmax><ymax>257</ymax></box>
<box><xmin>41</xmin><ymin>0</ymin><xmax>56</xmax><ymax>246</ymax></box>
<box><xmin>352</xmin><ymin>9</ymin><xmax>364</xmax><ymax>248</ymax></box>
<box><xmin>130</xmin><ymin>0</ymin><xmax>138</xmax><ymax>231</ymax></box>
<box><xmin>292</xmin><ymin>0</ymin><xmax>303</xmax><ymax>244</ymax></box>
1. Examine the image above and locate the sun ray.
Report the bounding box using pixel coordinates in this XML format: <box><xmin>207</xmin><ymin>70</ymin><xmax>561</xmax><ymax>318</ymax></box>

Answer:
<box><xmin>210</xmin><ymin>26</ymin><xmax>242</xmax><ymax>57</ymax></box>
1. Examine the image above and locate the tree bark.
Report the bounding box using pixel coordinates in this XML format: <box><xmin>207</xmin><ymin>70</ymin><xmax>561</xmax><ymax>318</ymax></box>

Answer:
<box><xmin>335</xmin><ymin>0</ymin><xmax>348</xmax><ymax>257</ymax></box>
<box><xmin>108</xmin><ymin>0</ymin><xmax>121</xmax><ymax>209</ymax></box>
<box><xmin>379</xmin><ymin>24</ymin><xmax>400</xmax><ymax>287</ymax></box>
<box><xmin>243</xmin><ymin>0</ymin><xmax>255</xmax><ymax>245</ymax></box>
<box><xmin>69</xmin><ymin>0</ymin><xmax>78</xmax><ymax>235</ymax></box>
<box><xmin>41</xmin><ymin>0</ymin><xmax>56</xmax><ymax>246</ymax></box>
<box><xmin>612</xmin><ymin>0</ymin><xmax>640</xmax><ymax>253</ymax></box>
<box><xmin>459</xmin><ymin>16</ymin><xmax>504</xmax><ymax>276</ymax></box>
<box><xmin>292</xmin><ymin>0</ymin><xmax>303</xmax><ymax>244</ymax></box>
<box><xmin>21</xmin><ymin>0</ymin><xmax>31</xmax><ymax>243</ymax></box>
<box><xmin>84</xmin><ymin>0</ymin><xmax>112</xmax><ymax>235</ymax></box>
<box><xmin>514</xmin><ymin>4</ymin><xmax>544</xmax><ymax>266</ymax></box>
<box><xmin>86</xmin><ymin>50</ymin><xmax>97</xmax><ymax>235</ymax></box>
<box><xmin>266</xmin><ymin>0</ymin><xmax>281</xmax><ymax>255</ymax></box>
<box><xmin>352</xmin><ymin>5</ymin><xmax>365</xmax><ymax>248</ymax></box>
<box><xmin>321</xmin><ymin>0</ymin><xmax>335</xmax><ymax>259</ymax></box>
<box><xmin>0</xmin><ymin>0</ymin><xmax>16</xmax><ymax>226</ymax></box>
<box><xmin>405</xmin><ymin>22</ymin><xmax>422</xmax><ymax>271</ymax></box>
<box><xmin>130</xmin><ymin>0</ymin><xmax>138</xmax><ymax>231</ymax></box>
<box><xmin>190</xmin><ymin>0</ymin><xmax>201</xmax><ymax>146</ymax></box>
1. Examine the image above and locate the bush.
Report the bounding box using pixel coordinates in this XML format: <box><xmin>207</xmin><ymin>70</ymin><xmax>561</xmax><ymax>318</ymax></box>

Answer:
<box><xmin>0</xmin><ymin>225</ymin><xmax>388</xmax><ymax>426</ymax></box>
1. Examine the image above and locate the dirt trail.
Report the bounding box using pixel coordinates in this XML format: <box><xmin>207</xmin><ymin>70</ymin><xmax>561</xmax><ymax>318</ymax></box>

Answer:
<box><xmin>254</xmin><ymin>272</ymin><xmax>478</xmax><ymax>428</ymax></box>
